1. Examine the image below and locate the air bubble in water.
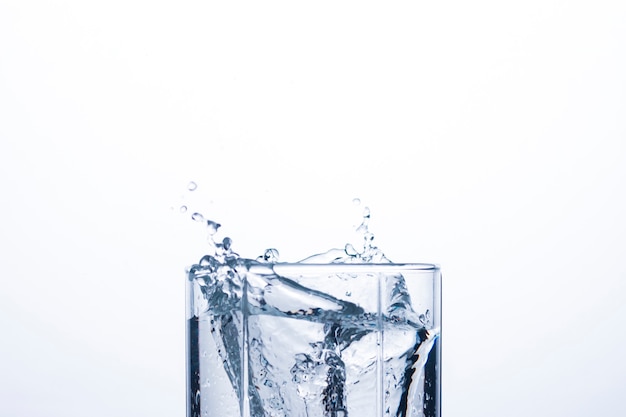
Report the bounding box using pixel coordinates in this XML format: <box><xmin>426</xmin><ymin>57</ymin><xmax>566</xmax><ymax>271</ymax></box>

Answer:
<box><xmin>192</xmin><ymin>212</ymin><xmax>205</xmax><ymax>222</ymax></box>
<box><xmin>187</xmin><ymin>181</ymin><xmax>198</xmax><ymax>191</ymax></box>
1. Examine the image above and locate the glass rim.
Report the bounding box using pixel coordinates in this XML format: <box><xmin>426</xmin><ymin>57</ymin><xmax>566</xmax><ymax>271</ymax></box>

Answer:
<box><xmin>258</xmin><ymin>262</ymin><xmax>440</xmax><ymax>274</ymax></box>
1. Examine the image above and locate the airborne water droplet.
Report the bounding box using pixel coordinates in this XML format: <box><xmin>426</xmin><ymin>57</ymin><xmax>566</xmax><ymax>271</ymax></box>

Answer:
<box><xmin>187</xmin><ymin>181</ymin><xmax>197</xmax><ymax>191</ymax></box>
<box><xmin>192</xmin><ymin>212</ymin><xmax>204</xmax><ymax>222</ymax></box>
<box><xmin>206</xmin><ymin>220</ymin><xmax>221</xmax><ymax>236</ymax></box>
<box><xmin>180</xmin><ymin>205</ymin><xmax>188</xmax><ymax>213</ymax></box>
<box><xmin>352</xmin><ymin>198</ymin><xmax>361</xmax><ymax>205</ymax></box>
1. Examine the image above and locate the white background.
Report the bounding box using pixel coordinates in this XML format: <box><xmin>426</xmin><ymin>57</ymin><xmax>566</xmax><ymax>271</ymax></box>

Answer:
<box><xmin>1</xmin><ymin>1</ymin><xmax>625</xmax><ymax>416</ymax></box>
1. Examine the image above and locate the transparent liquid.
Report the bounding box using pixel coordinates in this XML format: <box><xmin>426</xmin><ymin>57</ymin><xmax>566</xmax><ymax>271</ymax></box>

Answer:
<box><xmin>185</xmin><ymin>198</ymin><xmax>439</xmax><ymax>417</ymax></box>
<box><xmin>188</xmin><ymin>260</ymin><xmax>439</xmax><ymax>417</ymax></box>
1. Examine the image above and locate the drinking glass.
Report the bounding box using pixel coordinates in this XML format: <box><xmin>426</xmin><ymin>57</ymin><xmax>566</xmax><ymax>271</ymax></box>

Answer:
<box><xmin>187</xmin><ymin>262</ymin><xmax>441</xmax><ymax>417</ymax></box>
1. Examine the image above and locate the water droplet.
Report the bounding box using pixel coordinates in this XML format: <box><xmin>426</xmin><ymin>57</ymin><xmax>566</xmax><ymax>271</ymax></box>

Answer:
<box><xmin>180</xmin><ymin>205</ymin><xmax>188</xmax><ymax>213</ymax></box>
<box><xmin>187</xmin><ymin>181</ymin><xmax>197</xmax><ymax>191</ymax></box>
<box><xmin>206</xmin><ymin>220</ymin><xmax>221</xmax><ymax>235</ymax></box>
<box><xmin>352</xmin><ymin>198</ymin><xmax>361</xmax><ymax>205</ymax></box>
<box><xmin>222</xmin><ymin>237</ymin><xmax>232</xmax><ymax>250</ymax></box>
<box><xmin>362</xmin><ymin>206</ymin><xmax>371</xmax><ymax>218</ymax></box>
<box><xmin>345</xmin><ymin>291</ymin><xmax>352</xmax><ymax>297</ymax></box>
<box><xmin>345</xmin><ymin>243</ymin><xmax>358</xmax><ymax>256</ymax></box>
<box><xmin>192</xmin><ymin>212</ymin><xmax>204</xmax><ymax>222</ymax></box>
<box><xmin>262</xmin><ymin>248</ymin><xmax>280</xmax><ymax>262</ymax></box>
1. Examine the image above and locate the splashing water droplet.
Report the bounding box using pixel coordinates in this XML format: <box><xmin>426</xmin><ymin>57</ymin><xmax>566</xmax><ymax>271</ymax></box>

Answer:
<box><xmin>206</xmin><ymin>220</ymin><xmax>221</xmax><ymax>236</ymax></box>
<box><xmin>259</xmin><ymin>248</ymin><xmax>279</xmax><ymax>262</ymax></box>
<box><xmin>187</xmin><ymin>181</ymin><xmax>197</xmax><ymax>191</ymax></box>
<box><xmin>345</xmin><ymin>243</ymin><xmax>359</xmax><ymax>256</ymax></box>
<box><xmin>187</xmin><ymin>193</ymin><xmax>389</xmax><ymax>266</ymax></box>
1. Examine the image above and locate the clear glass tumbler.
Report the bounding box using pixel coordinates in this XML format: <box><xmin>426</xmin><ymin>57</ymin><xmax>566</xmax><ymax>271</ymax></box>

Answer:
<box><xmin>187</xmin><ymin>262</ymin><xmax>441</xmax><ymax>417</ymax></box>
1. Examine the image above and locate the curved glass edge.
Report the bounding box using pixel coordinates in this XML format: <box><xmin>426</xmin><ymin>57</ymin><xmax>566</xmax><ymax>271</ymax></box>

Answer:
<box><xmin>268</xmin><ymin>262</ymin><xmax>440</xmax><ymax>275</ymax></box>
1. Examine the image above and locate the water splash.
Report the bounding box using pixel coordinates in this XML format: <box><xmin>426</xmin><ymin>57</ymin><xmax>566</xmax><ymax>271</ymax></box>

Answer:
<box><xmin>257</xmin><ymin>248</ymin><xmax>280</xmax><ymax>263</ymax></box>
<box><xmin>185</xmin><ymin>194</ymin><xmax>435</xmax><ymax>417</ymax></box>
<box><xmin>300</xmin><ymin>200</ymin><xmax>388</xmax><ymax>264</ymax></box>
<box><xmin>187</xmin><ymin>196</ymin><xmax>387</xmax><ymax>265</ymax></box>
